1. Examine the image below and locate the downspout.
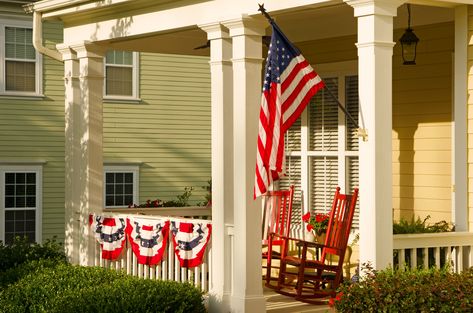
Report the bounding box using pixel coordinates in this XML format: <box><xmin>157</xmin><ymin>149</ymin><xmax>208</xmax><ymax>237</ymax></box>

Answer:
<box><xmin>32</xmin><ymin>11</ymin><xmax>63</xmax><ymax>62</ymax></box>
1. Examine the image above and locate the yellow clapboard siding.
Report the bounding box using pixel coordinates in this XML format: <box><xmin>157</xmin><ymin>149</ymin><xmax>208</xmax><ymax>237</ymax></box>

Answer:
<box><xmin>392</xmin><ymin>186</ymin><xmax>451</xmax><ymax>200</ymax></box>
<box><xmin>392</xmin><ymin>174</ymin><xmax>451</xmax><ymax>188</ymax></box>
<box><xmin>392</xmin><ymin>138</ymin><xmax>451</xmax><ymax>151</ymax></box>
<box><xmin>392</xmin><ymin>162</ymin><xmax>451</xmax><ymax>175</ymax></box>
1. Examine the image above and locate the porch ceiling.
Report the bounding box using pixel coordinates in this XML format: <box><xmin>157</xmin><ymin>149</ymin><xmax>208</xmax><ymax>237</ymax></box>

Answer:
<box><xmin>29</xmin><ymin>0</ymin><xmax>454</xmax><ymax>56</ymax></box>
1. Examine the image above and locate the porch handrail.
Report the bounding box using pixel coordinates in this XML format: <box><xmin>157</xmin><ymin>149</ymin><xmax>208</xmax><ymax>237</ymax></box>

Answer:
<box><xmin>393</xmin><ymin>231</ymin><xmax>473</xmax><ymax>273</ymax></box>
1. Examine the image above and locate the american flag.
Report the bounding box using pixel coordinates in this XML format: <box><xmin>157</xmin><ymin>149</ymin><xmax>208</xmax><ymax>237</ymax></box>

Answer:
<box><xmin>254</xmin><ymin>23</ymin><xmax>325</xmax><ymax>198</ymax></box>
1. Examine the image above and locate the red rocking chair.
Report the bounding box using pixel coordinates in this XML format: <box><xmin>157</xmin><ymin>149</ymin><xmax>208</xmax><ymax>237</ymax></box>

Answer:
<box><xmin>270</xmin><ymin>187</ymin><xmax>358</xmax><ymax>304</ymax></box>
<box><xmin>261</xmin><ymin>185</ymin><xmax>294</xmax><ymax>286</ymax></box>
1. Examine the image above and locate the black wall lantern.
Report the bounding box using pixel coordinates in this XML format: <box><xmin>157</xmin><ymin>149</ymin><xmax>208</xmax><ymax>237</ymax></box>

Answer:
<box><xmin>399</xmin><ymin>4</ymin><xmax>419</xmax><ymax>65</ymax></box>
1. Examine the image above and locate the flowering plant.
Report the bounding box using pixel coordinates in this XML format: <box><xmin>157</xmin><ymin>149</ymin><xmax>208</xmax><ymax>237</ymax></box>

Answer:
<box><xmin>302</xmin><ymin>211</ymin><xmax>330</xmax><ymax>235</ymax></box>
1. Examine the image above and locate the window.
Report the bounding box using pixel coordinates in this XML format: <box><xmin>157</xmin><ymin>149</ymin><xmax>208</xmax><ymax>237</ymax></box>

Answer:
<box><xmin>104</xmin><ymin>50</ymin><xmax>139</xmax><ymax>100</ymax></box>
<box><xmin>280</xmin><ymin>64</ymin><xmax>360</xmax><ymax>229</ymax></box>
<box><xmin>104</xmin><ymin>165</ymin><xmax>139</xmax><ymax>208</ymax></box>
<box><xmin>0</xmin><ymin>166</ymin><xmax>42</xmax><ymax>244</ymax></box>
<box><xmin>0</xmin><ymin>19</ymin><xmax>41</xmax><ymax>95</ymax></box>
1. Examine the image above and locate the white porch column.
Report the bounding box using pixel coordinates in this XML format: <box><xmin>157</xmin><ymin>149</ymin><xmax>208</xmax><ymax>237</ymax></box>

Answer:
<box><xmin>223</xmin><ymin>16</ymin><xmax>266</xmax><ymax>313</ymax></box>
<box><xmin>198</xmin><ymin>23</ymin><xmax>233</xmax><ymax>312</ymax></box>
<box><xmin>58</xmin><ymin>42</ymin><xmax>105</xmax><ymax>266</ymax></box>
<box><xmin>57</xmin><ymin>45</ymin><xmax>80</xmax><ymax>264</ymax></box>
<box><xmin>345</xmin><ymin>0</ymin><xmax>403</xmax><ymax>270</ymax></box>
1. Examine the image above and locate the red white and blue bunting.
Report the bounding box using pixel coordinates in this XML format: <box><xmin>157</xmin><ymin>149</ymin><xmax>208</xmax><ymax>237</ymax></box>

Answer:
<box><xmin>126</xmin><ymin>217</ymin><xmax>169</xmax><ymax>265</ymax></box>
<box><xmin>89</xmin><ymin>214</ymin><xmax>127</xmax><ymax>260</ymax></box>
<box><xmin>170</xmin><ymin>221</ymin><xmax>212</xmax><ymax>268</ymax></box>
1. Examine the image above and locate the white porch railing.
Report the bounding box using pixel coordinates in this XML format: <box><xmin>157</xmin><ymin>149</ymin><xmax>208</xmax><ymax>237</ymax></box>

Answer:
<box><xmin>91</xmin><ymin>207</ymin><xmax>212</xmax><ymax>292</ymax></box>
<box><xmin>393</xmin><ymin>232</ymin><xmax>473</xmax><ymax>273</ymax></box>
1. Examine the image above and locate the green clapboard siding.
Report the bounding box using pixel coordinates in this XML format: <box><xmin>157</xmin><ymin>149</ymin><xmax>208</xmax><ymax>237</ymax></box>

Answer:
<box><xmin>103</xmin><ymin>52</ymin><xmax>211</xmax><ymax>204</ymax></box>
<box><xmin>1</xmin><ymin>18</ymin><xmax>212</xmax><ymax>242</ymax></box>
<box><xmin>0</xmin><ymin>20</ymin><xmax>66</xmax><ymax>242</ymax></box>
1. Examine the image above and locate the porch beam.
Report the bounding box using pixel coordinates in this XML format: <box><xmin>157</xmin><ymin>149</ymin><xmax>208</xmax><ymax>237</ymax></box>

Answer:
<box><xmin>223</xmin><ymin>16</ymin><xmax>267</xmax><ymax>313</ymax></box>
<box><xmin>57</xmin><ymin>42</ymin><xmax>106</xmax><ymax>266</ymax></box>
<box><xmin>198</xmin><ymin>22</ymin><xmax>234</xmax><ymax>313</ymax></box>
<box><xmin>344</xmin><ymin>0</ymin><xmax>404</xmax><ymax>270</ymax></box>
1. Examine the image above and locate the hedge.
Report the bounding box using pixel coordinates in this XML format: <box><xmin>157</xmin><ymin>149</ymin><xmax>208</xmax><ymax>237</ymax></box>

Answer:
<box><xmin>333</xmin><ymin>265</ymin><xmax>473</xmax><ymax>312</ymax></box>
<box><xmin>0</xmin><ymin>263</ymin><xmax>206</xmax><ymax>313</ymax></box>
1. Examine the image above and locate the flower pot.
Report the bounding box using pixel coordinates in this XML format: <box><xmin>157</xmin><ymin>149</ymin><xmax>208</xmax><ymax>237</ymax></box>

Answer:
<box><xmin>304</xmin><ymin>230</ymin><xmax>315</xmax><ymax>241</ymax></box>
<box><xmin>315</xmin><ymin>232</ymin><xmax>326</xmax><ymax>244</ymax></box>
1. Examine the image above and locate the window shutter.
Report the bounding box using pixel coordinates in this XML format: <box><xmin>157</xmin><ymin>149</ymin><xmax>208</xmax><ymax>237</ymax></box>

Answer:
<box><xmin>347</xmin><ymin>156</ymin><xmax>360</xmax><ymax>228</ymax></box>
<box><xmin>310</xmin><ymin>157</ymin><xmax>338</xmax><ymax>214</ymax></box>
<box><xmin>346</xmin><ymin>75</ymin><xmax>359</xmax><ymax>151</ymax></box>
<box><xmin>309</xmin><ymin>77</ymin><xmax>338</xmax><ymax>152</ymax></box>
<box><xmin>279</xmin><ymin>156</ymin><xmax>301</xmax><ymax>237</ymax></box>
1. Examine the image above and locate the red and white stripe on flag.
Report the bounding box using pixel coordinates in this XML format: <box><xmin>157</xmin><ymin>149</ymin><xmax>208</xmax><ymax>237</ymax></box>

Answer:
<box><xmin>170</xmin><ymin>221</ymin><xmax>211</xmax><ymax>268</ymax></box>
<box><xmin>254</xmin><ymin>23</ymin><xmax>325</xmax><ymax>198</ymax></box>
<box><xmin>89</xmin><ymin>214</ymin><xmax>127</xmax><ymax>260</ymax></box>
<box><xmin>126</xmin><ymin>217</ymin><xmax>170</xmax><ymax>265</ymax></box>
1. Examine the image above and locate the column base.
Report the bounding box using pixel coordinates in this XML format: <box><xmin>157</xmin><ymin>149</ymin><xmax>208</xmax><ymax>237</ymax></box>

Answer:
<box><xmin>208</xmin><ymin>292</ymin><xmax>231</xmax><ymax>313</ymax></box>
<box><xmin>230</xmin><ymin>294</ymin><xmax>266</xmax><ymax>313</ymax></box>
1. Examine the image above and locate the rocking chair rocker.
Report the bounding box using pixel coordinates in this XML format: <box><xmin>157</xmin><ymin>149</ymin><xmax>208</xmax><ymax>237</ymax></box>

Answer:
<box><xmin>269</xmin><ymin>187</ymin><xmax>358</xmax><ymax>304</ymax></box>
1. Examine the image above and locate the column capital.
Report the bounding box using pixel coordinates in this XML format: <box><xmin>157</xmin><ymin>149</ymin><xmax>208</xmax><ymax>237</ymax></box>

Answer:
<box><xmin>198</xmin><ymin>22</ymin><xmax>230</xmax><ymax>40</ymax></box>
<box><xmin>222</xmin><ymin>15</ymin><xmax>267</xmax><ymax>38</ymax></box>
<box><xmin>68</xmin><ymin>41</ymin><xmax>107</xmax><ymax>59</ymax></box>
<box><xmin>344</xmin><ymin>0</ymin><xmax>405</xmax><ymax>17</ymax></box>
<box><xmin>56</xmin><ymin>44</ymin><xmax>76</xmax><ymax>61</ymax></box>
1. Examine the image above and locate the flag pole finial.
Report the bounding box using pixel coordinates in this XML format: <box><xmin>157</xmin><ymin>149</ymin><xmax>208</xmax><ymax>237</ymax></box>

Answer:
<box><xmin>258</xmin><ymin>3</ymin><xmax>274</xmax><ymax>24</ymax></box>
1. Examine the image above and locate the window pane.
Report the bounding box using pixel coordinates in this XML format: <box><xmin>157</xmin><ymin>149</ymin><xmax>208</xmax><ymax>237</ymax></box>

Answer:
<box><xmin>279</xmin><ymin>156</ymin><xmax>302</xmax><ymax>231</ymax></box>
<box><xmin>5</xmin><ymin>173</ymin><xmax>15</xmax><ymax>184</ymax></box>
<box><xmin>124</xmin><ymin>173</ymin><xmax>133</xmax><ymax>183</ymax></box>
<box><xmin>4</xmin><ymin>209</ymin><xmax>35</xmax><ymax>245</ymax></box>
<box><xmin>5</xmin><ymin>196</ymin><xmax>14</xmax><ymax>208</ymax></box>
<box><xmin>5</xmin><ymin>61</ymin><xmax>35</xmax><ymax>92</ymax></box>
<box><xmin>346</xmin><ymin>76</ymin><xmax>359</xmax><ymax>151</ymax></box>
<box><xmin>310</xmin><ymin>157</ymin><xmax>338</xmax><ymax>213</ymax></box>
<box><xmin>16</xmin><ymin>197</ymin><xmax>25</xmax><ymax>207</ymax></box>
<box><xmin>106</xmin><ymin>50</ymin><xmax>132</xmax><ymax>65</ymax></box>
<box><xmin>26</xmin><ymin>196</ymin><xmax>36</xmax><ymax>208</ymax></box>
<box><xmin>105</xmin><ymin>171</ymin><xmax>135</xmax><ymax>207</ymax></box>
<box><xmin>5</xmin><ymin>27</ymin><xmax>34</xmax><ymax>60</ymax></box>
<box><xmin>309</xmin><ymin>78</ymin><xmax>338</xmax><ymax>151</ymax></box>
<box><xmin>16</xmin><ymin>173</ymin><xmax>25</xmax><ymax>184</ymax></box>
<box><xmin>106</xmin><ymin>66</ymin><xmax>132</xmax><ymax>96</ymax></box>
<box><xmin>5</xmin><ymin>184</ymin><xmax>14</xmax><ymax>196</ymax></box>
<box><xmin>286</xmin><ymin>117</ymin><xmax>301</xmax><ymax>152</ymax></box>
<box><xmin>26</xmin><ymin>173</ymin><xmax>35</xmax><ymax>184</ymax></box>
<box><xmin>16</xmin><ymin>185</ymin><xmax>25</xmax><ymax>196</ymax></box>
<box><xmin>347</xmin><ymin>157</ymin><xmax>360</xmax><ymax>228</ymax></box>
<box><xmin>26</xmin><ymin>184</ymin><xmax>35</xmax><ymax>196</ymax></box>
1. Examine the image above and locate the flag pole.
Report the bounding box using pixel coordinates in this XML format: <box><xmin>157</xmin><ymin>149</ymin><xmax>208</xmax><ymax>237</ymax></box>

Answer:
<box><xmin>258</xmin><ymin>3</ymin><xmax>368</xmax><ymax>142</ymax></box>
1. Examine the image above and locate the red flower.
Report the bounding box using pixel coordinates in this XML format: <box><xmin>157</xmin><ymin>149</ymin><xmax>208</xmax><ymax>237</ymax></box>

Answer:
<box><xmin>302</xmin><ymin>212</ymin><xmax>311</xmax><ymax>223</ymax></box>
<box><xmin>328</xmin><ymin>292</ymin><xmax>343</xmax><ymax>307</ymax></box>
<box><xmin>306</xmin><ymin>224</ymin><xmax>314</xmax><ymax>232</ymax></box>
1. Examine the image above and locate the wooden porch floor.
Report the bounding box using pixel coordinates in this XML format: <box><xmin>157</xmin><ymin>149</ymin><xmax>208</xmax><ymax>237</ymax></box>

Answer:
<box><xmin>263</xmin><ymin>286</ymin><xmax>333</xmax><ymax>313</ymax></box>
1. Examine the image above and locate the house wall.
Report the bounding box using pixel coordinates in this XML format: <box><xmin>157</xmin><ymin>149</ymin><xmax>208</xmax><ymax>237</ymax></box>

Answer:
<box><xmin>297</xmin><ymin>21</ymin><xmax>453</xmax><ymax>225</ymax></box>
<box><xmin>467</xmin><ymin>7</ymin><xmax>473</xmax><ymax>231</ymax></box>
<box><xmin>0</xmin><ymin>17</ymin><xmax>211</xmax><ymax>242</ymax></box>
<box><xmin>103</xmin><ymin>53</ymin><xmax>211</xmax><ymax>203</ymax></box>
<box><xmin>0</xmin><ymin>20</ymin><xmax>66</xmax><ymax>241</ymax></box>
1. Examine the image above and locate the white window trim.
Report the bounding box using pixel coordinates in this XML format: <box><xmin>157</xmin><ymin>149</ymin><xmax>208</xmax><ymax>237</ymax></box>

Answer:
<box><xmin>0</xmin><ymin>164</ymin><xmax>43</xmax><ymax>244</ymax></box>
<box><xmin>290</xmin><ymin>61</ymin><xmax>358</xmax><ymax>215</ymax></box>
<box><xmin>103</xmin><ymin>164</ymin><xmax>139</xmax><ymax>208</ymax></box>
<box><xmin>0</xmin><ymin>18</ymin><xmax>43</xmax><ymax>97</ymax></box>
<box><xmin>103</xmin><ymin>51</ymin><xmax>140</xmax><ymax>102</ymax></box>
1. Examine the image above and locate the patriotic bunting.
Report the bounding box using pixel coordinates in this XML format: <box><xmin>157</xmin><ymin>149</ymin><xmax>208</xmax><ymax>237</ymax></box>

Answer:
<box><xmin>170</xmin><ymin>221</ymin><xmax>212</xmax><ymax>268</ymax></box>
<box><xmin>89</xmin><ymin>214</ymin><xmax>127</xmax><ymax>260</ymax></box>
<box><xmin>126</xmin><ymin>217</ymin><xmax>169</xmax><ymax>265</ymax></box>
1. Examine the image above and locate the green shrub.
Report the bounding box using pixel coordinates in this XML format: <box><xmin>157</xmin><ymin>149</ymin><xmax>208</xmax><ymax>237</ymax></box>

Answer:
<box><xmin>393</xmin><ymin>215</ymin><xmax>454</xmax><ymax>234</ymax></box>
<box><xmin>333</xmin><ymin>264</ymin><xmax>473</xmax><ymax>312</ymax></box>
<box><xmin>0</xmin><ymin>237</ymin><xmax>66</xmax><ymax>272</ymax></box>
<box><xmin>0</xmin><ymin>263</ymin><xmax>206</xmax><ymax>313</ymax></box>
